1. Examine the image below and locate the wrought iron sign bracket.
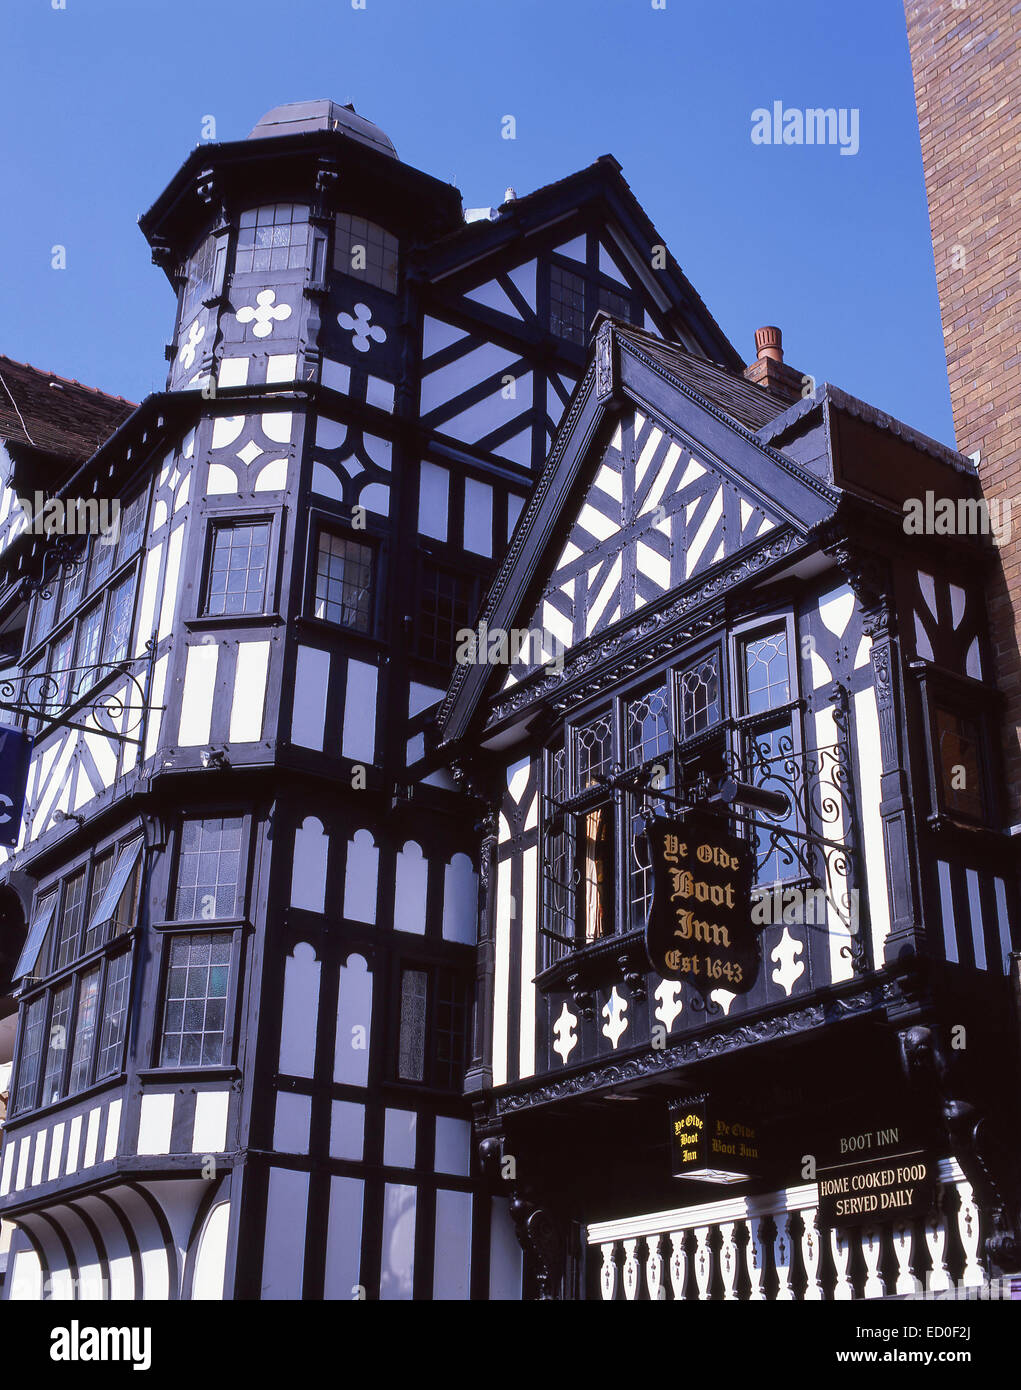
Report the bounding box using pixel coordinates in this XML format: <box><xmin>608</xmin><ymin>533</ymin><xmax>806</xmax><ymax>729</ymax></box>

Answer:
<box><xmin>0</xmin><ymin>639</ymin><xmax>164</xmax><ymax>750</ymax></box>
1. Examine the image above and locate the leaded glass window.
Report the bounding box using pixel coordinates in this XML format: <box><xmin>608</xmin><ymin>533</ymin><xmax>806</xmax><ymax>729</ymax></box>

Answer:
<box><xmin>416</xmin><ymin>564</ymin><xmax>476</xmax><ymax>666</ymax></box>
<box><xmin>159</xmin><ymin>933</ymin><xmax>232</xmax><ymax>1067</ymax></box>
<box><xmin>14</xmin><ymin>998</ymin><xmax>46</xmax><ymax>1112</ymax></box>
<box><xmin>97</xmin><ymin>951</ymin><xmax>132</xmax><ymax>1079</ymax></box>
<box><xmin>73</xmin><ymin>600</ymin><xmax>104</xmax><ymax>699</ymax></box>
<box><xmin>742</xmin><ymin>629</ymin><xmax>790</xmax><ymax>714</ymax></box>
<box><xmin>54</xmin><ymin>869</ymin><xmax>87</xmax><ymax>971</ymax></box>
<box><xmin>173</xmin><ymin>817</ymin><xmax>244</xmax><ymax>921</ymax></box>
<box><xmin>235</xmin><ymin>205</ymin><xmax>309</xmax><ymax>274</ymax></box>
<box><xmin>678</xmin><ymin>653</ymin><xmax>721</xmax><ymax>740</ymax></box>
<box><xmin>103</xmin><ymin>573</ymin><xmax>134</xmax><ymax>664</ymax></box>
<box><xmin>625</xmin><ymin>684</ymin><xmax>670</xmax><ymax>767</ymax></box>
<box><xmin>549</xmin><ymin>264</ymin><xmax>632</xmax><ymax>345</ymax></box>
<box><xmin>333</xmin><ymin>214</ymin><xmax>399</xmax><ymax>292</ymax></box>
<box><xmin>181</xmin><ymin>233</ymin><xmax>217</xmax><ymax>320</ymax></box>
<box><xmin>40</xmin><ymin>981</ymin><xmax>72</xmax><ymax>1105</ymax></box>
<box><xmin>397</xmin><ymin>968</ymin><xmax>427</xmax><ymax>1082</ymax></box>
<box><xmin>116</xmin><ymin>493</ymin><xmax>147</xmax><ymax>565</ymax></box>
<box><xmin>205</xmin><ymin>521</ymin><xmax>270</xmax><ymax>617</ymax></box>
<box><xmin>574</xmin><ymin>711</ymin><xmax>614</xmax><ymax>791</ymax></box>
<box><xmin>314</xmin><ymin>533</ymin><xmax>373</xmax><ymax>632</ymax></box>
<box><xmin>68</xmin><ymin>968</ymin><xmax>100</xmax><ymax>1093</ymax></box>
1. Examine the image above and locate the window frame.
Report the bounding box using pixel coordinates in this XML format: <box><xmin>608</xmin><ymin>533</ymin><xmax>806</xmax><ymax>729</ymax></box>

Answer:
<box><xmin>910</xmin><ymin>661</ymin><xmax>998</xmax><ymax>828</ymax></box>
<box><xmin>153</xmin><ymin>927</ymin><xmax>241</xmax><ymax>1071</ymax></box>
<box><xmin>306</xmin><ymin>523</ymin><xmax>379</xmax><ymax>637</ymax></box>
<box><xmin>232</xmin><ymin>203</ymin><xmax>311</xmax><ymax>279</ymax></box>
<box><xmin>393</xmin><ymin>959</ymin><xmax>471</xmax><ymax>1092</ymax></box>
<box><xmin>547</xmin><ymin>258</ymin><xmax>637</xmax><ymax>347</ymax></box>
<box><xmin>727</xmin><ymin>612</ymin><xmax>804</xmax><ymax>885</ymax></box>
<box><xmin>9</xmin><ymin>832</ymin><xmax>143</xmax><ymax>1119</ymax></box>
<box><xmin>200</xmin><ymin>514</ymin><xmax>277</xmax><ymax>621</ymax></box>
<box><xmin>539</xmin><ymin>613</ymin><xmax>806</xmax><ymax>963</ymax></box>
<box><xmin>332</xmin><ymin>212</ymin><xmax>400</xmax><ymax>294</ymax></box>
<box><xmin>166</xmin><ymin>812</ymin><xmax>250</xmax><ymax>927</ymax></box>
<box><xmin>414</xmin><ymin>558</ymin><xmax>481</xmax><ymax>668</ymax></box>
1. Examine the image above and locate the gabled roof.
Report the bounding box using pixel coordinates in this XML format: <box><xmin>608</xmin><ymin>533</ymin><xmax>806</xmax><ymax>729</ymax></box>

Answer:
<box><xmin>417</xmin><ymin>156</ymin><xmax>745</xmax><ymax>372</ymax></box>
<box><xmin>436</xmin><ymin>320</ymin><xmax>839</xmax><ymax>748</ymax></box>
<box><xmin>612</xmin><ymin>324</ymin><xmax>791</xmax><ymax>431</ymax></box>
<box><xmin>0</xmin><ymin>356</ymin><xmax>135</xmax><ymax>466</ymax></box>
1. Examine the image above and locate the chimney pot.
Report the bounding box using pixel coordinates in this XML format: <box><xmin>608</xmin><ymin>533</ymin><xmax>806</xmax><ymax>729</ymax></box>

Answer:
<box><xmin>755</xmin><ymin>325</ymin><xmax>784</xmax><ymax>363</ymax></box>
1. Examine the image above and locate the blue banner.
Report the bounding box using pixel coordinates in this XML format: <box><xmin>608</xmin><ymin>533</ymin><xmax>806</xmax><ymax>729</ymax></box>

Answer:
<box><xmin>0</xmin><ymin>723</ymin><xmax>33</xmax><ymax>848</ymax></box>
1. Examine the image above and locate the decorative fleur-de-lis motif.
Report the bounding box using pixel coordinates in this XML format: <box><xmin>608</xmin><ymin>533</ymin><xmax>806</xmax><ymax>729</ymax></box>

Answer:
<box><xmin>178</xmin><ymin>318</ymin><xmax>205</xmax><ymax>369</ymax></box>
<box><xmin>338</xmin><ymin>302</ymin><xmax>387</xmax><ymax>352</ymax></box>
<box><xmin>653</xmin><ymin>978</ymin><xmax>683</xmax><ymax>1032</ymax></box>
<box><xmin>236</xmin><ymin>290</ymin><xmax>292</xmax><ymax>339</ymax></box>
<box><xmin>552</xmin><ymin>1001</ymin><xmax>578</xmax><ymax>1064</ymax></box>
<box><xmin>601</xmin><ymin>986</ymin><xmax>628</xmax><ymax>1050</ymax></box>
<box><xmin>771</xmin><ymin>926</ymin><xmax>805</xmax><ymax>997</ymax></box>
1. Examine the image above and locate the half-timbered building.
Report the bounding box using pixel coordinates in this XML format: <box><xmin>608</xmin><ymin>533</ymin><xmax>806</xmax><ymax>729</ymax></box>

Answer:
<box><xmin>436</xmin><ymin>318</ymin><xmax>1021</xmax><ymax>1300</ymax></box>
<box><xmin>0</xmin><ymin>100</ymin><xmax>755</xmax><ymax>1301</ymax></box>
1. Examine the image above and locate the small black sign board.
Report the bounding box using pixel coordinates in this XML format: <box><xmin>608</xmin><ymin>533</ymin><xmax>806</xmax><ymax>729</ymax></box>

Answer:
<box><xmin>644</xmin><ymin>811</ymin><xmax>758</xmax><ymax>992</ymax></box>
<box><xmin>816</xmin><ymin>1120</ymin><xmax>936</xmax><ymax>1227</ymax></box>
<box><xmin>669</xmin><ymin>1098</ymin><xmax>761</xmax><ymax>1182</ymax></box>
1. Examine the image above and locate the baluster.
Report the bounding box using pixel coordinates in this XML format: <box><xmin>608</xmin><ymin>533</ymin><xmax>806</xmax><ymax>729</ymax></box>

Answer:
<box><xmin>693</xmin><ymin>1225</ymin><xmax>713</xmax><ymax>1300</ymax></box>
<box><xmin>955</xmin><ymin>1179</ymin><xmax>985</xmax><ymax>1289</ymax></box>
<box><xmin>801</xmin><ymin>1206</ymin><xmax>823</xmax><ymax>1300</ymax></box>
<box><xmin>622</xmin><ymin>1238</ymin><xmax>640</xmax><ymax>1301</ymax></box>
<box><xmin>861</xmin><ymin>1227</ymin><xmax>885</xmax><ymax>1299</ymax></box>
<box><xmin>773</xmin><ymin>1213</ymin><xmax>795</xmax><ymax>1300</ymax></box>
<box><xmin>719</xmin><ymin>1222</ymin><xmax>738</xmax><ymax>1300</ymax></box>
<box><xmin>924</xmin><ymin>1207</ymin><xmax>952</xmax><ymax>1295</ymax></box>
<box><xmin>892</xmin><ymin>1224</ymin><xmax>920</xmax><ymax>1295</ymax></box>
<box><xmin>646</xmin><ymin>1234</ymin><xmax>664</xmax><ymax>1302</ymax></box>
<box><xmin>668</xmin><ymin>1230</ymin><xmax>688</xmax><ymax>1301</ymax></box>
<box><xmin>830</xmin><ymin>1227</ymin><xmax>854</xmax><ymax>1300</ymax></box>
<box><xmin>746</xmin><ymin>1217</ymin><xmax>769</xmax><ymax>1301</ymax></box>
<box><xmin>599</xmin><ymin>1242</ymin><xmax>618</xmax><ymax>1301</ymax></box>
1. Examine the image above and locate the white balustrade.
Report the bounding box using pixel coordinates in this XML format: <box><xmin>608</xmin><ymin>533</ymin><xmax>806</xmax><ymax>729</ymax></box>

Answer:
<box><xmin>588</xmin><ymin>1159</ymin><xmax>987</xmax><ymax>1301</ymax></box>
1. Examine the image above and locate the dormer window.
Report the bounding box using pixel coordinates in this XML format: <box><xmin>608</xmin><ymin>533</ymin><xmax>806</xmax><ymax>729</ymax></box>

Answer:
<box><xmin>333</xmin><ymin>214</ymin><xmax>399</xmax><ymax>293</ymax></box>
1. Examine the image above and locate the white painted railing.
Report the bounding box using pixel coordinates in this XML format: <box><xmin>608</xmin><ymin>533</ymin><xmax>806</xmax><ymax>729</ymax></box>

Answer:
<box><xmin>587</xmin><ymin>1160</ymin><xmax>985</xmax><ymax>1300</ymax></box>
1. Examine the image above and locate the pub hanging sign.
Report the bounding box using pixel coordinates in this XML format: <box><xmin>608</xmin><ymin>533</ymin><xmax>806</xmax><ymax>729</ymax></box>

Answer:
<box><xmin>643</xmin><ymin>810</ymin><xmax>759</xmax><ymax>992</ymax></box>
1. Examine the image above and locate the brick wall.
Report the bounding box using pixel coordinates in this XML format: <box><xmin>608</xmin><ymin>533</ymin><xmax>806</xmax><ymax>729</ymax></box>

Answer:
<box><xmin>904</xmin><ymin>0</ymin><xmax>1021</xmax><ymax>815</ymax></box>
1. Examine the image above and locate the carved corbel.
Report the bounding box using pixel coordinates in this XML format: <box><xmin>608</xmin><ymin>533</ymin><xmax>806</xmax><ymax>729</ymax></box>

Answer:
<box><xmin>899</xmin><ymin>1024</ymin><xmax>1021</xmax><ymax>1271</ymax></box>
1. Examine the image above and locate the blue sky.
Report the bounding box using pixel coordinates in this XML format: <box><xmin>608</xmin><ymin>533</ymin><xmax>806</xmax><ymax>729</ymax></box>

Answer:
<box><xmin>1</xmin><ymin>0</ymin><xmax>955</xmax><ymax>446</ymax></box>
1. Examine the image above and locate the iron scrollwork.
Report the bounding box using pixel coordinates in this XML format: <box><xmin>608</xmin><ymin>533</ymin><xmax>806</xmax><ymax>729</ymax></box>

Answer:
<box><xmin>18</xmin><ymin>537</ymin><xmax>88</xmax><ymax>602</ymax></box>
<box><xmin>0</xmin><ymin>645</ymin><xmax>161</xmax><ymax>747</ymax></box>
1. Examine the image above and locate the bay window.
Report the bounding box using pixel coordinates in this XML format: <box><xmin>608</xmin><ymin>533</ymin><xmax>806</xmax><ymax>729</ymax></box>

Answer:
<box><xmin>8</xmin><ymin>835</ymin><xmax>143</xmax><ymax>1116</ymax></box>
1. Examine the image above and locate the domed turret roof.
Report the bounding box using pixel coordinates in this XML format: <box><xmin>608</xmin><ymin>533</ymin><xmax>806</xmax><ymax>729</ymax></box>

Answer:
<box><xmin>247</xmin><ymin>101</ymin><xmax>398</xmax><ymax>159</ymax></box>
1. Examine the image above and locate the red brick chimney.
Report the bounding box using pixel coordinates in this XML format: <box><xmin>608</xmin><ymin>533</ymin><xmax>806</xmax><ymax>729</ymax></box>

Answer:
<box><xmin>743</xmin><ymin>326</ymin><xmax>806</xmax><ymax>406</ymax></box>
